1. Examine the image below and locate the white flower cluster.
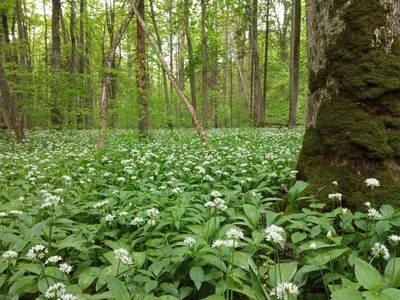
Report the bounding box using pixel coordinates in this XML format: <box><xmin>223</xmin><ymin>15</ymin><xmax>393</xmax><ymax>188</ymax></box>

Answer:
<box><xmin>226</xmin><ymin>228</ymin><xmax>245</xmax><ymax>240</ymax></box>
<box><xmin>328</xmin><ymin>193</ymin><xmax>342</xmax><ymax>201</ymax></box>
<box><xmin>184</xmin><ymin>237</ymin><xmax>196</xmax><ymax>248</ymax></box>
<box><xmin>59</xmin><ymin>263</ymin><xmax>73</xmax><ymax>274</ymax></box>
<box><xmin>45</xmin><ymin>282</ymin><xmax>77</xmax><ymax>300</ymax></box>
<box><xmin>204</xmin><ymin>198</ymin><xmax>228</xmax><ymax>211</ymax></box>
<box><xmin>92</xmin><ymin>200</ymin><xmax>109</xmax><ymax>208</ymax></box>
<box><xmin>105</xmin><ymin>214</ymin><xmax>115</xmax><ymax>223</ymax></box>
<box><xmin>265</xmin><ymin>225</ymin><xmax>284</xmax><ymax>244</ymax></box>
<box><xmin>2</xmin><ymin>250</ymin><xmax>18</xmax><ymax>259</ymax></box>
<box><xmin>146</xmin><ymin>208</ymin><xmax>160</xmax><ymax>218</ymax></box>
<box><xmin>269</xmin><ymin>282</ymin><xmax>299</xmax><ymax>300</ymax></box>
<box><xmin>114</xmin><ymin>248</ymin><xmax>134</xmax><ymax>265</ymax></box>
<box><xmin>41</xmin><ymin>192</ymin><xmax>62</xmax><ymax>208</ymax></box>
<box><xmin>212</xmin><ymin>239</ymin><xmax>238</xmax><ymax>248</ymax></box>
<box><xmin>365</xmin><ymin>178</ymin><xmax>380</xmax><ymax>187</ymax></box>
<box><xmin>45</xmin><ymin>255</ymin><xmax>63</xmax><ymax>264</ymax></box>
<box><xmin>389</xmin><ymin>235</ymin><xmax>400</xmax><ymax>244</ymax></box>
<box><xmin>368</xmin><ymin>208</ymin><xmax>382</xmax><ymax>219</ymax></box>
<box><xmin>371</xmin><ymin>243</ymin><xmax>390</xmax><ymax>260</ymax></box>
<box><xmin>27</xmin><ymin>244</ymin><xmax>48</xmax><ymax>260</ymax></box>
<box><xmin>131</xmin><ymin>217</ymin><xmax>144</xmax><ymax>226</ymax></box>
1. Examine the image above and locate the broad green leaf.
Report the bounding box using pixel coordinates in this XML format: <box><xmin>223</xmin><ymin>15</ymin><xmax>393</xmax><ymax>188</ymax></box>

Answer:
<box><xmin>354</xmin><ymin>257</ymin><xmax>382</xmax><ymax>293</ymax></box>
<box><xmin>243</xmin><ymin>204</ymin><xmax>260</xmax><ymax>228</ymax></box>
<box><xmin>201</xmin><ymin>254</ymin><xmax>227</xmax><ymax>272</ymax></box>
<box><xmin>376</xmin><ymin>221</ymin><xmax>391</xmax><ymax>236</ymax></box>
<box><xmin>106</xmin><ymin>276</ymin><xmax>130</xmax><ymax>300</ymax></box>
<box><xmin>79</xmin><ymin>272</ymin><xmax>97</xmax><ymax>290</ymax></box>
<box><xmin>288</xmin><ymin>181</ymin><xmax>309</xmax><ymax>209</ymax></box>
<box><xmin>302</xmin><ymin>246</ymin><xmax>350</xmax><ymax>266</ymax></box>
<box><xmin>151</xmin><ymin>261</ymin><xmax>165</xmax><ymax>277</ymax></box>
<box><xmin>331</xmin><ymin>288</ymin><xmax>364</xmax><ymax>300</ymax></box>
<box><xmin>9</xmin><ymin>275</ymin><xmax>38</xmax><ymax>295</ymax></box>
<box><xmin>381</xmin><ymin>288</ymin><xmax>400</xmax><ymax>299</ymax></box>
<box><xmin>291</xmin><ymin>232</ymin><xmax>307</xmax><ymax>244</ymax></box>
<box><xmin>190</xmin><ymin>266</ymin><xmax>204</xmax><ymax>291</ymax></box>
<box><xmin>132</xmin><ymin>252</ymin><xmax>146</xmax><ymax>269</ymax></box>
<box><xmin>380</xmin><ymin>205</ymin><xmax>394</xmax><ymax>218</ymax></box>
<box><xmin>145</xmin><ymin>280</ymin><xmax>158</xmax><ymax>294</ymax></box>
<box><xmin>160</xmin><ymin>283</ymin><xmax>179</xmax><ymax>298</ymax></box>
<box><xmin>384</xmin><ymin>258</ymin><xmax>400</xmax><ymax>287</ymax></box>
<box><xmin>248</xmin><ymin>258</ymin><xmax>271</xmax><ymax>300</ymax></box>
<box><xmin>268</xmin><ymin>262</ymin><xmax>297</xmax><ymax>286</ymax></box>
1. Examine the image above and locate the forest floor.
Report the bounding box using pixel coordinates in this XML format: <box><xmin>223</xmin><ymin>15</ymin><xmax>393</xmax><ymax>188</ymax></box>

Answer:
<box><xmin>0</xmin><ymin>128</ymin><xmax>399</xmax><ymax>300</ymax></box>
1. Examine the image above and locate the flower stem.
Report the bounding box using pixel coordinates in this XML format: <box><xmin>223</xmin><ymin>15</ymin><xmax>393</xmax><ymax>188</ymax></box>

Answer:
<box><xmin>391</xmin><ymin>246</ymin><xmax>397</xmax><ymax>288</ymax></box>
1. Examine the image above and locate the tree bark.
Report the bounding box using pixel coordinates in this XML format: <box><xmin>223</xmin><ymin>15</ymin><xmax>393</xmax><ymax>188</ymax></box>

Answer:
<box><xmin>201</xmin><ymin>0</ymin><xmax>208</xmax><ymax>128</ymax></box>
<box><xmin>137</xmin><ymin>0</ymin><xmax>151</xmax><ymax>135</ymax></box>
<box><xmin>297</xmin><ymin>0</ymin><xmax>400</xmax><ymax>208</ymax></box>
<box><xmin>262</xmin><ymin>0</ymin><xmax>270</xmax><ymax>127</ymax></box>
<box><xmin>149</xmin><ymin>0</ymin><xmax>172</xmax><ymax>128</ymax></box>
<box><xmin>288</xmin><ymin>0</ymin><xmax>301</xmax><ymax>127</ymax></box>
<box><xmin>51</xmin><ymin>0</ymin><xmax>62</xmax><ymax>126</ymax></box>
<box><xmin>98</xmin><ymin>2</ymin><xmax>135</xmax><ymax>149</ymax></box>
<box><xmin>252</xmin><ymin>0</ymin><xmax>262</xmax><ymax>127</ymax></box>
<box><xmin>130</xmin><ymin>0</ymin><xmax>209</xmax><ymax>145</ymax></box>
<box><xmin>0</xmin><ymin>56</ymin><xmax>25</xmax><ymax>142</ymax></box>
<box><xmin>184</xmin><ymin>0</ymin><xmax>197</xmax><ymax>126</ymax></box>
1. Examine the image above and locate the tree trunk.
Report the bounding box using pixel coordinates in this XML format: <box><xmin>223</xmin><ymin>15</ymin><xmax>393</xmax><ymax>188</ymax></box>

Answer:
<box><xmin>184</xmin><ymin>0</ymin><xmax>197</xmax><ymax>126</ymax></box>
<box><xmin>252</xmin><ymin>0</ymin><xmax>262</xmax><ymax>127</ymax></box>
<box><xmin>130</xmin><ymin>0</ymin><xmax>209</xmax><ymax>145</ymax></box>
<box><xmin>201</xmin><ymin>0</ymin><xmax>208</xmax><ymax>128</ymax></box>
<box><xmin>70</xmin><ymin>0</ymin><xmax>77</xmax><ymax>74</ymax></box>
<box><xmin>137</xmin><ymin>0</ymin><xmax>151</xmax><ymax>135</ymax></box>
<box><xmin>297</xmin><ymin>0</ymin><xmax>400</xmax><ymax>208</ymax></box>
<box><xmin>150</xmin><ymin>0</ymin><xmax>172</xmax><ymax>128</ymax></box>
<box><xmin>51</xmin><ymin>0</ymin><xmax>62</xmax><ymax>126</ymax></box>
<box><xmin>98</xmin><ymin>3</ymin><xmax>135</xmax><ymax>149</ymax></box>
<box><xmin>288</xmin><ymin>0</ymin><xmax>300</xmax><ymax>127</ymax></box>
<box><xmin>0</xmin><ymin>56</ymin><xmax>25</xmax><ymax>142</ymax></box>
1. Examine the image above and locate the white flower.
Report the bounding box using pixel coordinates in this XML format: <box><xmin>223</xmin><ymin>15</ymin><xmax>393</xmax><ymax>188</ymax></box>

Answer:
<box><xmin>204</xmin><ymin>175</ymin><xmax>214</xmax><ymax>182</ymax></box>
<box><xmin>148</xmin><ymin>219</ymin><xmax>157</xmax><ymax>226</ymax></box>
<box><xmin>62</xmin><ymin>175</ymin><xmax>71</xmax><ymax>181</ymax></box>
<box><xmin>211</xmin><ymin>240</ymin><xmax>225</xmax><ymax>248</ymax></box>
<box><xmin>371</xmin><ymin>243</ymin><xmax>390</xmax><ymax>260</ymax></box>
<box><xmin>204</xmin><ymin>201</ymin><xmax>216</xmax><ymax>208</ymax></box>
<box><xmin>364</xmin><ymin>202</ymin><xmax>371</xmax><ymax>208</ymax></box>
<box><xmin>269</xmin><ymin>282</ymin><xmax>299</xmax><ymax>299</ymax></box>
<box><xmin>265</xmin><ymin>225</ymin><xmax>284</xmax><ymax>244</ymax></box>
<box><xmin>184</xmin><ymin>237</ymin><xmax>196</xmax><ymax>248</ymax></box>
<box><xmin>290</xmin><ymin>170</ymin><xmax>298</xmax><ymax>178</ymax></box>
<box><xmin>342</xmin><ymin>208</ymin><xmax>348</xmax><ymax>214</ymax></box>
<box><xmin>45</xmin><ymin>282</ymin><xmax>66</xmax><ymax>298</ymax></box>
<box><xmin>309</xmin><ymin>242</ymin><xmax>317</xmax><ymax>249</ymax></box>
<box><xmin>146</xmin><ymin>208</ymin><xmax>160</xmax><ymax>218</ymax></box>
<box><xmin>105</xmin><ymin>214</ymin><xmax>115</xmax><ymax>223</ymax></box>
<box><xmin>119</xmin><ymin>211</ymin><xmax>128</xmax><ymax>217</ymax></box>
<box><xmin>332</xmin><ymin>181</ymin><xmax>338</xmax><ymax>186</ymax></box>
<box><xmin>328</xmin><ymin>193</ymin><xmax>342</xmax><ymax>201</ymax></box>
<box><xmin>41</xmin><ymin>193</ymin><xmax>62</xmax><ymax>208</ymax></box>
<box><xmin>19</xmin><ymin>196</ymin><xmax>25</xmax><ymax>201</ymax></box>
<box><xmin>211</xmin><ymin>239</ymin><xmax>238</xmax><ymax>248</ymax></box>
<box><xmin>226</xmin><ymin>228</ymin><xmax>244</xmax><ymax>240</ymax></box>
<box><xmin>210</xmin><ymin>191</ymin><xmax>222</xmax><ymax>197</ymax></box>
<box><xmin>92</xmin><ymin>200</ymin><xmax>109</xmax><ymax>208</ymax></box>
<box><xmin>172</xmin><ymin>187</ymin><xmax>182</xmax><ymax>194</ymax></box>
<box><xmin>114</xmin><ymin>248</ymin><xmax>134</xmax><ymax>265</ymax></box>
<box><xmin>117</xmin><ymin>177</ymin><xmax>126</xmax><ymax>182</ymax></box>
<box><xmin>389</xmin><ymin>235</ymin><xmax>400</xmax><ymax>244</ymax></box>
<box><xmin>131</xmin><ymin>217</ymin><xmax>144</xmax><ymax>226</ymax></box>
<box><xmin>368</xmin><ymin>208</ymin><xmax>382</xmax><ymax>219</ymax></box>
<box><xmin>327</xmin><ymin>231</ymin><xmax>332</xmax><ymax>239</ymax></box>
<box><xmin>9</xmin><ymin>210</ymin><xmax>22</xmax><ymax>215</ymax></box>
<box><xmin>59</xmin><ymin>263</ymin><xmax>73</xmax><ymax>274</ymax></box>
<box><xmin>45</xmin><ymin>255</ymin><xmax>63</xmax><ymax>264</ymax></box>
<box><xmin>2</xmin><ymin>250</ymin><xmax>18</xmax><ymax>259</ymax></box>
<box><xmin>27</xmin><ymin>244</ymin><xmax>48</xmax><ymax>260</ymax></box>
<box><xmin>365</xmin><ymin>178</ymin><xmax>380</xmax><ymax>188</ymax></box>
<box><xmin>0</xmin><ymin>212</ymin><xmax>8</xmax><ymax>217</ymax></box>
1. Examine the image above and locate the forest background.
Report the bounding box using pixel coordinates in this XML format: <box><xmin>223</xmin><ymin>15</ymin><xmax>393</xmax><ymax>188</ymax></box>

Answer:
<box><xmin>0</xmin><ymin>0</ymin><xmax>306</xmax><ymax>133</ymax></box>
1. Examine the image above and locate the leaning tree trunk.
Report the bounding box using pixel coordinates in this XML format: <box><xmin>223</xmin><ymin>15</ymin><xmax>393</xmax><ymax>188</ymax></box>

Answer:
<box><xmin>297</xmin><ymin>0</ymin><xmax>400</xmax><ymax>208</ymax></box>
<box><xmin>288</xmin><ymin>0</ymin><xmax>301</xmax><ymax>127</ymax></box>
<box><xmin>130</xmin><ymin>0</ymin><xmax>209</xmax><ymax>145</ymax></box>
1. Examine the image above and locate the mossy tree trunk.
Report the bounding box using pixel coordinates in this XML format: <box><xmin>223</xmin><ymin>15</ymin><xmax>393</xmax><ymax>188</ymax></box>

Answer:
<box><xmin>297</xmin><ymin>0</ymin><xmax>400</xmax><ymax>208</ymax></box>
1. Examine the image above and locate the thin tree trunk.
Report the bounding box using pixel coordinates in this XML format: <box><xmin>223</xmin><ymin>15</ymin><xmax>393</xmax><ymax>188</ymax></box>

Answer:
<box><xmin>288</xmin><ymin>0</ymin><xmax>301</xmax><ymax>127</ymax></box>
<box><xmin>51</xmin><ymin>0</ymin><xmax>62</xmax><ymax>126</ymax></box>
<box><xmin>43</xmin><ymin>0</ymin><xmax>49</xmax><ymax>67</ymax></box>
<box><xmin>149</xmin><ymin>0</ymin><xmax>172</xmax><ymax>128</ymax></box>
<box><xmin>201</xmin><ymin>0</ymin><xmax>207</xmax><ymax>128</ymax></box>
<box><xmin>70</xmin><ymin>0</ymin><xmax>77</xmax><ymax>74</ymax></box>
<box><xmin>137</xmin><ymin>0</ymin><xmax>151</xmax><ymax>135</ymax></box>
<box><xmin>184</xmin><ymin>0</ymin><xmax>197</xmax><ymax>126</ymax></box>
<box><xmin>252</xmin><ymin>0</ymin><xmax>262</xmax><ymax>127</ymax></box>
<box><xmin>261</xmin><ymin>0</ymin><xmax>270</xmax><ymax>127</ymax></box>
<box><xmin>0</xmin><ymin>56</ymin><xmax>25</xmax><ymax>142</ymax></box>
<box><xmin>130</xmin><ymin>0</ymin><xmax>209</xmax><ymax>145</ymax></box>
<box><xmin>98</xmin><ymin>2</ymin><xmax>135</xmax><ymax>149</ymax></box>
